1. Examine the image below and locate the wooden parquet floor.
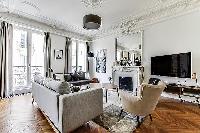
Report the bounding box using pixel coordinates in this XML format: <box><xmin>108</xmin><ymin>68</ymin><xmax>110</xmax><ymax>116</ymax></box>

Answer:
<box><xmin>136</xmin><ymin>98</ymin><xmax>200</xmax><ymax>133</ymax></box>
<box><xmin>0</xmin><ymin>95</ymin><xmax>200</xmax><ymax>133</ymax></box>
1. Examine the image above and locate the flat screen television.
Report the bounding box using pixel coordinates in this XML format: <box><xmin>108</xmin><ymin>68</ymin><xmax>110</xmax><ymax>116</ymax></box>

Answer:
<box><xmin>151</xmin><ymin>52</ymin><xmax>191</xmax><ymax>78</ymax></box>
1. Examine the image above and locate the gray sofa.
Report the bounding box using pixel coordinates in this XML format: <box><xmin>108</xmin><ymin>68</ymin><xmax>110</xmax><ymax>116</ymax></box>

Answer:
<box><xmin>53</xmin><ymin>72</ymin><xmax>92</xmax><ymax>86</ymax></box>
<box><xmin>32</xmin><ymin>79</ymin><xmax>103</xmax><ymax>133</ymax></box>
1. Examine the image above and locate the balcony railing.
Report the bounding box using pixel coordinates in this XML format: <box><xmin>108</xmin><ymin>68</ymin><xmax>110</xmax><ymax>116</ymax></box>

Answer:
<box><xmin>13</xmin><ymin>66</ymin><xmax>44</xmax><ymax>87</ymax></box>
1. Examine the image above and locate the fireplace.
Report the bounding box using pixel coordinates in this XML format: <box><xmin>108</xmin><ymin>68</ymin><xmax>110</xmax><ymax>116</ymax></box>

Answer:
<box><xmin>112</xmin><ymin>66</ymin><xmax>144</xmax><ymax>93</ymax></box>
<box><xmin>119</xmin><ymin>76</ymin><xmax>133</xmax><ymax>91</ymax></box>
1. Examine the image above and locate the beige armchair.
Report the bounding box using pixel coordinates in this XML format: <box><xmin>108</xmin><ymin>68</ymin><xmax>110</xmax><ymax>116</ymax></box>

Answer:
<box><xmin>119</xmin><ymin>81</ymin><xmax>166</xmax><ymax>127</ymax></box>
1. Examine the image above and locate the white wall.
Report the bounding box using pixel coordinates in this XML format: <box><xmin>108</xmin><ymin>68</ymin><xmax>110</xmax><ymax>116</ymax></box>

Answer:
<box><xmin>51</xmin><ymin>34</ymin><xmax>66</xmax><ymax>73</ymax></box>
<box><xmin>143</xmin><ymin>11</ymin><xmax>200</xmax><ymax>82</ymax></box>
<box><xmin>91</xmin><ymin>34</ymin><xmax>141</xmax><ymax>83</ymax></box>
<box><xmin>91</xmin><ymin>10</ymin><xmax>200</xmax><ymax>84</ymax></box>
<box><xmin>91</xmin><ymin>36</ymin><xmax>116</xmax><ymax>83</ymax></box>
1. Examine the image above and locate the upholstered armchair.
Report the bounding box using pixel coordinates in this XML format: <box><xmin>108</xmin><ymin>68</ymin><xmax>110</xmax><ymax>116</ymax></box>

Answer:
<box><xmin>119</xmin><ymin>81</ymin><xmax>166</xmax><ymax>127</ymax></box>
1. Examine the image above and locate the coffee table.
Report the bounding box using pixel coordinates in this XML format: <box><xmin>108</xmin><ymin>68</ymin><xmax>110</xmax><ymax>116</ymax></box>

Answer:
<box><xmin>88</xmin><ymin>83</ymin><xmax>119</xmax><ymax>103</ymax></box>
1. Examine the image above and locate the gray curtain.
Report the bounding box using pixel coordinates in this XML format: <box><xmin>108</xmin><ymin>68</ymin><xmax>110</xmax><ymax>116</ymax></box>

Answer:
<box><xmin>64</xmin><ymin>37</ymin><xmax>71</xmax><ymax>73</ymax></box>
<box><xmin>44</xmin><ymin>32</ymin><xmax>51</xmax><ymax>77</ymax></box>
<box><xmin>86</xmin><ymin>42</ymin><xmax>89</xmax><ymax>73</ymax></box>
<box><xmin>0</xmin><ymin>21</ymin><xmax>13</xmax><ymax>98</ymax></box>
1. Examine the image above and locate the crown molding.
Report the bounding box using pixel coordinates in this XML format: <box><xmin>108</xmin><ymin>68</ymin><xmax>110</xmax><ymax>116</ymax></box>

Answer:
<box><xmin>81</xmin><ymin>0</ymin><xmax>103</xmax><ymax>8</ymax></box>
<box><xmin>0</xmin><ymin>1</ymin><xmax>92</xmax><ymax>40</ymax></box>
<box><xmin>92</xmin><ymin>0</ymin><xmax>200</xmax><ymax>40</ymax></box>
<box><xmin>0</xmin><ymin>0</ymin><xmax>200</xmax><ymax>41</ymax></box>
<box><xmin>0</xmin><ymin>12</ymin><xmax>92</xmax><ymax>41</ymax></box>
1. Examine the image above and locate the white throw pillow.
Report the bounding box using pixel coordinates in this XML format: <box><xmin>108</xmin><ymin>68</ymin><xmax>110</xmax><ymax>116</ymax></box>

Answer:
<box><xmin>46</xmin><ymin>80</ymin><xmax>61</xmax><ymax>92</ymax></box>
<box><xmin>43</xmin><ymin>78</ymin><xmax>54</xmax><ymax>87</ymax></box>
<box><xmin>46</xmin><ymin>80</ymin><xmax>71</xmax><ymax>95</ymax></box>
<box><xmin>34</xmin><ymin>74</ymin><xmax>44</xmax><ymax>85</ymax></box>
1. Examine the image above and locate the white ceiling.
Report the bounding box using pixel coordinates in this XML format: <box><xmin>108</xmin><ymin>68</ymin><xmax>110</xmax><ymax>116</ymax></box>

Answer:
<box><xmin>12</xmin><ymin>0</ymin><xmax>160</xmax><ymax>27</ymax></box>
<box><xmin>0</xmin><ymin>0</ymin><xmax>200</xmax><ymax>38</ymax></box>
<box><xmin>9</xmin><ymin>0</ymin><xmax>160</xmax><ymax>28</ymax></box>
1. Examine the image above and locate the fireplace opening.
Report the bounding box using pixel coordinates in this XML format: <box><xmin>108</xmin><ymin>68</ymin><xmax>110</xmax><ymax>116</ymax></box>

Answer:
<box><xmin>119</xmin><ymin>76</ymin><xmax>133</xmax><ymax>91</ymax></box>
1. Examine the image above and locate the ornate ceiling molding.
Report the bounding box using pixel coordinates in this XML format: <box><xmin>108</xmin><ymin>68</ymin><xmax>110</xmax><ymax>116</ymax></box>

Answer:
<box><xmin>21</xmin><ymin>0</ymin><xmax>40</xmax><ymax>12</ymax></box>
<box><xmin>0</xmin><ymin>0</ymin><xmax>200</xmax><ymax>40</ymax></box>
<box><xmin>93</xmin><ymin>0</ymin><xmax>200</xmax><ymax>39</ymax></box>
<box><xmin>120</xmin><ymin>0</ymin><xmax>200</xmax><ymax>35</ymax></box>
<box><xmin>0</xmin><ymin>0</ymin><xmax>94</xmax><ymax>38</ymax></box>
<box><xmin>81</xmin><ymin>0</ymin><xmax>103</xmax><ymax>8</ymax></box>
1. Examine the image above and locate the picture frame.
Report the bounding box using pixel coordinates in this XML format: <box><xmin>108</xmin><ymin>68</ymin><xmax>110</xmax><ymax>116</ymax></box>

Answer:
<box><xmin>96</xmin><ymin>49</ymin><xmax>107</xmax><ymax>73</ymax></box>
<box><xmin>54</xmin><ymin>50</ymin><xmax>63</xmax><ymax>60</ymax></box>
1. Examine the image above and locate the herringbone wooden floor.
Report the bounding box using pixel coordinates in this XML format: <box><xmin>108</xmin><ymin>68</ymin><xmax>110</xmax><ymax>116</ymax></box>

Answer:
<box><xmin>0</xmin><ymin>94</ymin><xmax>200</xmax><ymax>133</ymax></box>
<box><xmin>137</xmin><ymin>98</ymin><xmax>200</xmax><ymax>133</ymax></box>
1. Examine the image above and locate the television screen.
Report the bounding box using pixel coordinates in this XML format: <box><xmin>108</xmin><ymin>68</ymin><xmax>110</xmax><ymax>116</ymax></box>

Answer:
<box><xmin>151</xmin><ymin>52</ymin><xmax>191</xmax><ymax>78</ymax></box>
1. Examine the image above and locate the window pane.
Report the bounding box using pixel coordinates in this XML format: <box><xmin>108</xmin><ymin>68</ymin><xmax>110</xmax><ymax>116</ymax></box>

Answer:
<box><xmin>78</xmin><ymin>42</ymin><xmax>87</xmax><ymax>72</ymax></box>
<box><xmin>13</xmin><ymin>29</ymin><xmax>28</xmax><ymax>87</ymax></box>
<box><xmin>71</xmin><ymin>41</ymin><xmax>77</xmax><ymax>72</ymax></box>
<box><xmin>31</xmin><ymin>33</ymin><xmax>44</xmax><ymax>80</ymax></box>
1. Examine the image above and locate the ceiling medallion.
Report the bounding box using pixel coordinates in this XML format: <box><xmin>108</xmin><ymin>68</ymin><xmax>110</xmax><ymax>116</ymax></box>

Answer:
<box><xmin>81</xmin><ymin>0</ymin><xmax>103</xmax><ymax>7</ymax></box>
<box><xmin>21</xmin><ymin>0</ymin><xmax>40</xmax><ymax>11</ymax></box>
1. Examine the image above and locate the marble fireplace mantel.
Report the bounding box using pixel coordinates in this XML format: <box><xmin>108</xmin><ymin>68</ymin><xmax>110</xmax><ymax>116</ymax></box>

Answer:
<box><xmin>112</xmin><ymin>66</ymin><xmax>144</xmax><ymax>93</ymax></box>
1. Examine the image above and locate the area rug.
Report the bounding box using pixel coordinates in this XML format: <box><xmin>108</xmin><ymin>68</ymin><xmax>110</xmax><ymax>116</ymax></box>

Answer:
<box><xmin>93</xmin><ymin>104</ymin><xmax>138</xmax><ymax>133</ymax></box>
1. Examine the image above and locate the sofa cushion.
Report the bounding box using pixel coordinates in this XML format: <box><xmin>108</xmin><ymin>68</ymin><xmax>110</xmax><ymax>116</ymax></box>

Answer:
<box><xmin>71</xmin><ymin>72</ymin><xmax>79</xmax><ymax>81</ymax></box>
<box><xmin>46</xmin><ymin>80</ymin><xmax>71</xmax><ymax>95</ymax></box>
<box><xmin>43</xmin><ymin>78</ymin><xmax>54</xmax><ymax>87</ymax></box>
<box><xmin>59</xmin><ymin>82</ymin><xmax>71</xmax><ymax>95</ymax></box>
<box><xmin>64</xmin><ymin>74</ymin><xmax>72</xmax><ymax>82</ymax></box>
<box><xmin>34</xmin><ymin>74</ymin><xmax>44</xmax><ymax>85</ymax></box>
<box><xmin>77</xmin><ymin>72</ymin><xmax>86</xmax><ymax>80</ymax></box>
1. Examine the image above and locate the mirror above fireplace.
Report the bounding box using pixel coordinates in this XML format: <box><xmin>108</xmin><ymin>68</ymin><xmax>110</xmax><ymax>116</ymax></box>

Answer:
<box><xmin>115</xmin><ymin>31</ymin><xmax>143</xmax><ymax>66</ymax></box>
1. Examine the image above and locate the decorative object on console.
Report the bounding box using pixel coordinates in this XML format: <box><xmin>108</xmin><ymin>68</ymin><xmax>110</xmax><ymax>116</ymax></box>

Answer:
<box><xmin>96</xmin><ymin>49</ymin><xmax>107</xmax><ymax>73</ymax></box>
<box><xmin>134</xmin><ymin>57</ymin><xmax>141</xmax><ymax>66</ymax></box>
<box><xmin>191</xmin><ymin>73</ymin><xmax>198</xmax><ymax>84</ymax></box>
<box><xmin>54</xmin><ymin>50</ymin><xmax>63</xmax><ymax>60</ymax></box>
<box><xmin>119</xmin><ymin>57</ymin><xmax>132</xmax><ymax>66</ymax></box>
<box><xmin>88</xmin><ymin>51</ymin><xmax>94</xmax><ymax>57</ymax></box>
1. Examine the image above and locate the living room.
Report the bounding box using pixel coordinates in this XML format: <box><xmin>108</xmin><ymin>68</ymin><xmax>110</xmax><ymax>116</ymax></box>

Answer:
<box><xmin>0</xmin><ymin>0</ymin><xmax>200</xmax><ymax>133</ymax></box>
